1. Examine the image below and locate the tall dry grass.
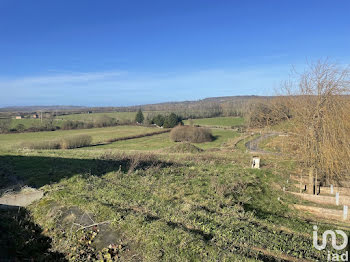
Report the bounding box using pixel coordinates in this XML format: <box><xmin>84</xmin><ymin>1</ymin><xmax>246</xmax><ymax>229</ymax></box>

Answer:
<box><xmin>20</xmin><ymin>135</ymin><xmax>92</xmax><ymax>150</ymax></box>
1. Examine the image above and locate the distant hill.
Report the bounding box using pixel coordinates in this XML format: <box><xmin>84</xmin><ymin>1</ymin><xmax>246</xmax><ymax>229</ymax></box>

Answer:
<box><xmin>0</xmin><ymin>96</ymin><xmax>269</xmax><ymax>112</ymax></box>
<box><xmin>0</xmin><ymin>105</ymin><xmax>87</xmax><ymax>113</ymax></box>
<box><xmin>0</xmin><ymin>95</ymin><xmax>272</xmax><ymax>119</ymax></box>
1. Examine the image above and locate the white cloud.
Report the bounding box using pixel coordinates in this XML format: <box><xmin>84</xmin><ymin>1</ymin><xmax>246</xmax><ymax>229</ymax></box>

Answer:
<box><xmin>0</xmin><ymin>65</ymin><xmax>293</xmax><ymax>106</ymax></box>
<box><xmin>0</xmin><ymin>70</ymin><xmax>126</xmax><ymax>87</ymax></box>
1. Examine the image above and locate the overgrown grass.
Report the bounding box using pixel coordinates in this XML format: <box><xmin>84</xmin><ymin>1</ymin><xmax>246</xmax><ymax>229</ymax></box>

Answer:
<box><xmin>20</xmin><ymin>140</ymin><xmax>61</xmax><ymax>150</ymax></box>
<box><xmin>20</xmin><ymin>135</ymin><xmax>92</xmax><ymax>150</ymax></box>
<box><xmin>28</xmin><ymin>155</ymin><xmax>330</xmax><ymax>261</ymax></box>
<box><xmin>0</xmin><ymin>124</ymin><xmax>346</xmax><ymax>261</ymax></box>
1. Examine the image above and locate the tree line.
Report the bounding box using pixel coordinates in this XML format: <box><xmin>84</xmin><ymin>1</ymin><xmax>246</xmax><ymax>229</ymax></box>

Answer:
<box><xmin>135</xmin><ymin>109</ymin><xmax>182</xmax><ymax>128</ymax></box>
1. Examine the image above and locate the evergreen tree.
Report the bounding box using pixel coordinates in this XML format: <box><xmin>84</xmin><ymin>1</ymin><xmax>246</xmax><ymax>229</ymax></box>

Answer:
<box><xmin>153</xmin><ymin>114</ymin><xmax>165</xmax><ymax>127</ymax></box>
<box><xmin>163</xmin><ymin>113</ymin><xmax>181</xmax><ymax>128</ymax></box>
<box><xmin>135</xmin><ymin>109</ymin><xmax>144</xmax><ymax>124</ymax></box>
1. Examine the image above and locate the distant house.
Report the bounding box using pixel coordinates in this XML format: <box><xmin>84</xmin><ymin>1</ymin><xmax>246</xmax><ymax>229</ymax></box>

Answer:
<box><xmin>15</xmin><ymin>116</ymin><xmax>22</xmax><ymax>119</ymax></box>
<box><xmin>32</xmin><ymin>114</ymin><xmax>39</xmax><ymax>119</ymax></box>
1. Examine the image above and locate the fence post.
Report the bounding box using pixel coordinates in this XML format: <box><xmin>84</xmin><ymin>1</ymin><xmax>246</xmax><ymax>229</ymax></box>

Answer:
<box><xmin>330</xmin><ymin>184</ymin><xmax>334</xmax><ymax>194</ymax></box>
<box><xmin>343</xmin><ymin>205</ymin><xmax>348</xmax><ymax>220</ymax></box>
<box><xmin>336</xmin><ymin>192</ymin><xmax>340</xmax><ymax>206</ymax></box>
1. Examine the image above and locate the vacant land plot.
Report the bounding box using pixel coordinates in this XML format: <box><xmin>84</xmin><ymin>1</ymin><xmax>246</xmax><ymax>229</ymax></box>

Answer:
<box><xmin>0</xmin><ymin>149</ymin><xmax>330</xmax><ymax>261</ymax></box>
<box><xmin>183</xmin><ymin>116</ymin><xmax>244</xmax><ymax>127</ymax></box>
<box><xmin>0</xmin><ymin>122</ymin><xmax>345</xmax><ymax>261</ymax></box>
<box><xmin>0</xmin><ymin>126</ymin><xmax>158</xmax><ymax>151</ymax></box>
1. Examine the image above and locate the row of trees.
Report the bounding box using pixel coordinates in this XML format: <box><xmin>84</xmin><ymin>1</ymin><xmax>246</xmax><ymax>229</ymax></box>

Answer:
<box><xmin>151</xmin><ymin>113</ymin><xmax>182</xmax><ymax>128</ymax></box>
<box><xmin>135</xmin><ymin>109</ymin><xmax>182</xmax><ymax>128</ymax></box>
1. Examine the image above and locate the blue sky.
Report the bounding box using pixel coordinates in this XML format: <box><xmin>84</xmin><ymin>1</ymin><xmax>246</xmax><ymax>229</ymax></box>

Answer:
<box><xmin>0</xmin><ymin>0</ymin><xmax>349</xmax><ymax>107</ymax></box>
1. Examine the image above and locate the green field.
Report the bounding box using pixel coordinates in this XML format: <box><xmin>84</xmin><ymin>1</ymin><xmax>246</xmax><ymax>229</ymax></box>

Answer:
<box><xmin>10</xmin><ymin>119</ymin><xmax>48</xmax><ymax>129</ymax></box>
<box><xmin>7</xmin><ymin>111</ymin><xmax>158</xmax><ymax>131</ymax></box>
<box><xmin>183</xmin><ymin>116</ymin><xmax>245</xmax><ymax>127</ymax></box>
<box><xmin>56</xmin><ymin>111</ymin><xmax>157</xmax><ymax>122</ymax></box>
<box><xmin>0</xmin><ymin>126</ymin><xmax>158</xmax><ymax>151</ymax></box>
<box><xmin>89</xmin><ymin>129</ymin><xmax>239</xmax><ymax>151</ymax></box>
<box><xmin>0</xmin><ymin>117</ymin><xmax>342</xmax><ymax>261</ymax></box>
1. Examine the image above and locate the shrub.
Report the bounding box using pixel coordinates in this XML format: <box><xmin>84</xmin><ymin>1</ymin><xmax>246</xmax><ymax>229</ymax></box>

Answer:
<box><xmin>170</xmin><ymin>126</ymin><xmax>213</xmax><ymax>143</ymax></box>
<box><xmin>60</xmin><ymin>135</ymin><xmax>92</xmax><ymax>149</ymax></box>
<box><xmin>62</xmin><ymin>120</ymin><xmax>85</xmax><ymax>130</ymax></box>
<box><xmin>19</xmin><ymin>135</ymin><xmax>92</xmax><ymax>150</ymax></box>
<box><xmin>15</xmin><ymin>124</ymin><xmax>25</xmax><ymax>132</ymax></box>
<box><xmin>0</xmin><ymin>119</ymin><xmax>11</xmax><ymax>133</ymax></box>
<box><xmin>20</xmin><ymin>140</ymin><xmax>61</xmax><ymax>150</ymax></box>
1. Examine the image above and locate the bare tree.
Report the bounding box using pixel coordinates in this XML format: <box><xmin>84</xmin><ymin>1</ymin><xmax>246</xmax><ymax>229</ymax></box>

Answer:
<box><xmin>282</xmin><ymin>60</ymin><xmax>350</xmax><ymax>190</ymax></box>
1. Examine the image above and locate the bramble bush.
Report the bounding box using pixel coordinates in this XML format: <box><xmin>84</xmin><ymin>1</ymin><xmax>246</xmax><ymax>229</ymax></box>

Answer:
<box><xmin>170</xmin><ymin>125</ymin><xmax>213</xmax><ymax>143</ymax></box>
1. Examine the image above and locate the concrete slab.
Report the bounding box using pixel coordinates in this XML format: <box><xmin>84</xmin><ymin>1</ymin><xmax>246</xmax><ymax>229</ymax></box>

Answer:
<box><xmin>0</xmin><ymin>189</ymin><xmax>43</xmax><ymax>207</ymax></box>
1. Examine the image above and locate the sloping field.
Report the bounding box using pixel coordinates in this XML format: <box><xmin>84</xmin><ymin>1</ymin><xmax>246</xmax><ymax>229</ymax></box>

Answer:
<box><xmin>0</xmin><ymin>123</ymin><xmax>347</xmax><ymax>261</ymax></box>
<box><xmin>56</xmin><ymin>111</ymin><xmax>158</xmax><ymax>122</ymax></box>
<box><xmin>183</xmin><ymin>116</ymin><xmax>244</xmax><ymax>127</ymax></box>
<box><xmin>88</xmin><ymin>129</ymin><xmax>240</xmax><ymax>151</ymax></box>
<box><xmin>0</xmin><ymin>150</ymin><xmax>332</xmax><ymax>261</ymax></box>
<box><xmin>0</xmin><ymin>126</ymin><xmax>158</xmax><ymax>151</ymax></box>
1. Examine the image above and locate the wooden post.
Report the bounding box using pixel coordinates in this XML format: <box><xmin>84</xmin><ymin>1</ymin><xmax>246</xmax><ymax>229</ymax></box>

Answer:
<box><xmin>308</xmin><ymin>168</ymin><xmax>315</xmax><ymax>194</ymax></box>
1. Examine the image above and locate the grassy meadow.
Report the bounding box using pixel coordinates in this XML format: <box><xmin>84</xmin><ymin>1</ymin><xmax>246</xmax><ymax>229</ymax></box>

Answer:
<box><xmin>10</xmin><ymin>118</ymin><xmax>59</xmax><ymax>129</ymax></box>
<box><xmin>183</xmin><ymin>116</ymin><xmax>245</xmax><ymax>127</ymax></box>
<box><xmin>89</xmin><ymin>129</ymin><xmax>239</xmax><ymax>151</ymax></box>
<box><xmin>0</xmin><ymin>126</ymin><xmax>158</xmax><ymax>151</ymax></box>
<box><xmin>0</xmin><ymin>115</ymin><xmax>344</xmax><ymax>261</ymax></box>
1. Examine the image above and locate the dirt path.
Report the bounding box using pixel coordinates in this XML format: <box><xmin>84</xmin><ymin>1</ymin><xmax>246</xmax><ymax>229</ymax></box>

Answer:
<box><xmin>245</xmin><ymin>133</ymin><xmax>280</xmax><ymax>154</ymax></box>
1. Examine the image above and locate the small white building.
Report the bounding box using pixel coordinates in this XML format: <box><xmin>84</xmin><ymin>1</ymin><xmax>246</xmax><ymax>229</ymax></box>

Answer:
<box><xmin>15</xmin><ymin>116</ymin><xmax>22</xmax><ymax>119</ymax></box>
